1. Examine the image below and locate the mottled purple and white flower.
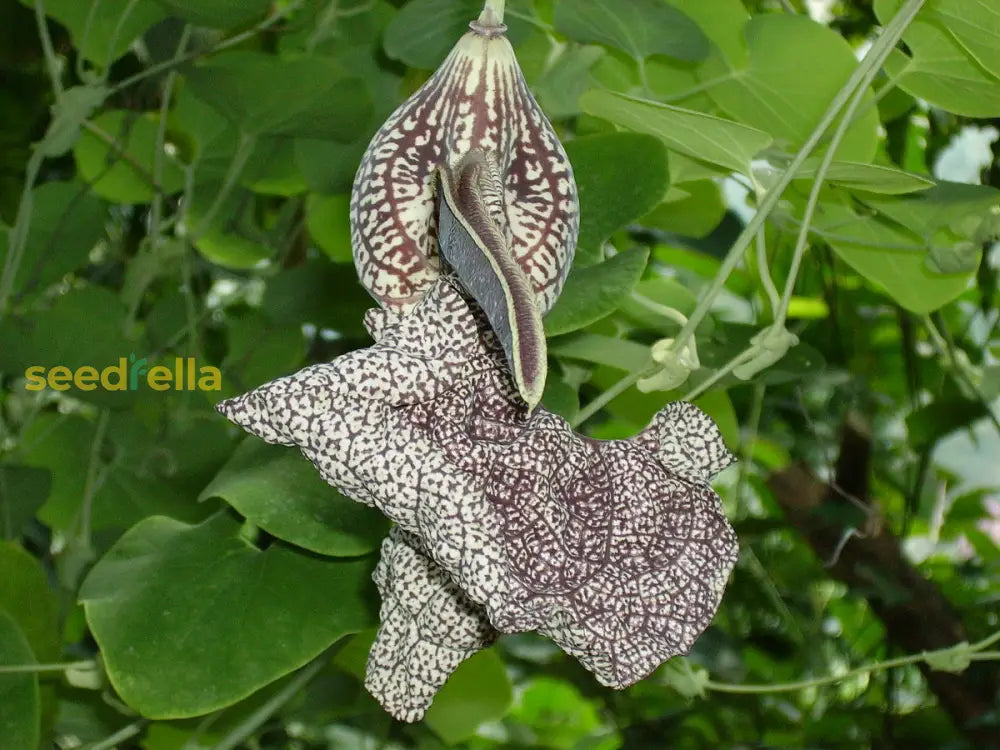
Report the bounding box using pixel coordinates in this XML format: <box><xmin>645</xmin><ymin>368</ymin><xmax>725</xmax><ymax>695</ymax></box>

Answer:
<box><xmin>217</xmin><ymin>277</ymin><xmax>738</xmax><ymax>721</ymax></box>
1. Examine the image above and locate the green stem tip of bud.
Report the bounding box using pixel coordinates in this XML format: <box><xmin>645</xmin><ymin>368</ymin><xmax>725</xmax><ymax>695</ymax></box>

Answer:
<box><xmin>474</xmin><ymin>0</ymin><xmax>506</xmax><ymax>34</ymax></box>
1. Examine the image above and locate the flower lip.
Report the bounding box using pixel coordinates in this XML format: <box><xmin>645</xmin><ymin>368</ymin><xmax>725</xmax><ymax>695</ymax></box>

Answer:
<box><xmin>436</xmin><ymin>149</ymin><xmax>547</xmax><ymax>410</ymax></box>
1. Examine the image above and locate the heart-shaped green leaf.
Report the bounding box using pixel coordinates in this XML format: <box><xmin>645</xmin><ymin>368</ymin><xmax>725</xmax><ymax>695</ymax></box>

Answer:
<box><xmin>22</xmin><ymin>0</ymin><xmax>165</xmax><ymax>64</ymax></box>
<box><xmin>876</xmin><ymin>0</ymin><xmax>1000</xmax><ymax>116</ymax></box>
<box><xmin>199</xmin><ymin>439</ymin><xmax>388</xmax><ymax>557</ymax></box>
<box><xmin>74</xmin><ymin>110</ymin><xmax>186</xmax><ymax>203</ymax></box>
<box><xmin>699</xmin><ymin>14</ymin><xmax>880</xmax><ymax>161</ymax></box>
<box><xmin>544</xmin><ymin>247</ymin><xmax>649</xmax><ymax>336</ymax></box>
<box><xmin>424</xmin><ymin>649</ymin><xmax>513</xmax><ymax>744</ymax></box>
<box><xmin>183</xmin><ymin>53</ymin><xmax>373</xmax><ymax>139</ymax></box>
<box><xmin>580</xmin><ymin>91</ymin><xmax>772</xmax><ymax>176</ymax></box>
<box><xmin>80</xmin><ymin>513</ymin><xmax>378</xmax><ymax>718</ymax></box>
<box><xmin>0</xmin><ymin>612</ymin><xmax>40</xmax><ymax>750</ymax></box>
<box><xmin>154</xmin><ymin>0</ymin><xmax>270</xmax><ymax>28</ymax></box>
<box><xmin>565</xmin><ymin>133</ymin><xmax>669</xmax><ymax>265</ymax></box>
<box><xmin>0</xmin><ymin>542</ymin><xmax>60</xmax><ymax>664</ymax></box>
<box><xmin>554</xmin><ymin>0</ymin><xmax>708</xmax><ymax>62</ymax></box>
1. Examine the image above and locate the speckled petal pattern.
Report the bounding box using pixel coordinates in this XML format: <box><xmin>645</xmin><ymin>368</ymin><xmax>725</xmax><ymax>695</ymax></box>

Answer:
<box><xmin>217</xmin><ymin>277</ymin><xmax>738</xmax><ymax>720</ymax></box>
<box><xmin>366</xmin><ymin>527</ymin><xmax>497</xmax><ymax>721</ymax></box>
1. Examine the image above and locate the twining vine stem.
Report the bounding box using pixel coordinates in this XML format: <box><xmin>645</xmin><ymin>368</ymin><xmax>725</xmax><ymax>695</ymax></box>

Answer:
<box><xmin>773</xmin><ymin>29</ymin><xmax>890</xmax><ymax>329</ymax></box>
<box><xmin>84</xmin><ymin>720</ymin><xmax>148</xmax><ymax>750</ymax></box>
<box><xmin>668</xmin><ymin>0</ymin><xmax>928</xmax><ymax>356</ymax></box>
<box><xmin>211</xmin><ymin>657</ymin><xmax>326</xmax><ymax>750</ymax></box>
<box><xmin>755</xmin><ymin>230</ymin><xmax>781</xmax><ymax>316</ymax></box>
<box><xmin>577</xmin><ymin>0</ymin><xmax>927</xmax><ymax>421</ymax></box>
<box><xmin>78</xmin><ymin>409</ymin><xmax>110</xmax><ymax>551</ymax></box>
<box><xmin>0</xmin><ymin>660</ymin><xmax>97</xmax><ymax>675</ymax></box>
<box><xmin>110</xmin><ymin>1</ymin><xmax>305</xmax><ymax>96</ymax></box>
<box><xmin>571</xmin><ymin>369</ymin><xmax>648</xmax><ymax>428</ymax></box>
<box><xmin>33</xmin><ymin>0</ymin><xmax>63</xmax><ymax>95</ymax></box>
<box><xmin>190</xmin><ymin>133</ymin><xmax>257</xmax><ymax>241</ymax></box>
<box><xmin>705</xmin><ymin>629</ymin><xmax>1000</xmax><ymax>694</ymax></box>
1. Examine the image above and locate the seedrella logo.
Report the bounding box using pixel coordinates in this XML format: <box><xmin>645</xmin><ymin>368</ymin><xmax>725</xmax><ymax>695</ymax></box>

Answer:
<box><xmin>25</xmin><ymin>354</ymin><xmax>222</xmax><ymax>392</ymax></box>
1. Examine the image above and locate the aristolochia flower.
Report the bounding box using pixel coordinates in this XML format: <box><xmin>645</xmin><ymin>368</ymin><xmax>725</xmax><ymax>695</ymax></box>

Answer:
<box><xmin>350</xmin><ymin>6</ymin><xmax>578</xmax><ymax>316</ymax></box>
<box><xmin>217</xmin><ymin>277</ymin><xmax>739</xmax><ymax>721</ymax></box>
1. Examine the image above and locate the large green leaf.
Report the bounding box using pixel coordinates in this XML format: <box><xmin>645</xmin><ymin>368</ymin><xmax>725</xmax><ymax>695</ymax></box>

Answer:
<box><xmin>507</xmin><ymin>676</ymin><xmax>612</xmax><ymax>748</ymax></box>
<box><xmin>294</xmin><ymin>138</ymin><xmax>370</xmax><ymax>195</ymax></box>
<box><xmin>579</xmin><ymin>90</ymin><xmax>772</xmax><ymax>176</ymax></box>
<box><xmin>0</xmin><ymin>286</ymin><xmax>128</xmax><ymax>372</ymax></box>
<box><xmin>553</xmin><ymin>0</ymin><xmax>708</xmax><ymax>62</ymax></box>
<box><xmin>261</xmin><ymin>259</ymin><xmax>374</xmax><ymax>339</ymax></box>
<box><xmin>278</xmin><ymin>0</ymin><xmax>396</xmax><ymax>55</ymax></box>
<box><xmin>0</xmin><ymin>542</ymin><xmax>60</xmax><ymax>664</ymax></box>
<box><xmin>815</xmin><ymin>198</ymin><xmax>978</xmax><ymax>314</ymax></box>
<box><xmin>875</xmin><ymin>0</ymin><xmax>1000</xmax><ymax>117</ymax></box>
<box><xmin>906</xmin><ymin>397</ymin><xmax>988</xmax><ymax>448</ymax></box>
<box><xmin>666</xmin><ymin>0</ymin><xmax>749</xmax><ymax>66</ymax></box>
<box><xmin>21</xmin><ymin>0</ymin><xmax>165</xmax><ymax>64</ymax></box>
<box><xmin>221</xmin><ymin>316</ymin><xmax>308</xmax><ymax>395</ymax></box>
<box><xmin>920</xmin><ymin>0</ymin><xmax>1000</xmax><ymax>78</ymax></box>
<box><xmin>10</xmin><ymin>181</ymin><xmax>105</xmax><ymax>298</ymax></box>
<box><xmin>550</xmin><ymin>333</ymin><xmax>650</xmax><ymax>373</ymax></box>
<box><xmin>74</xmin><ymin>110</ymin><xmax>186</xmax><ymax>203</ymax></box>
<box><xmin>0</xmin><ymin>465</ymin><xmax>50</xmax><ymax>539</ymax></box>
<box><xmin>239</xmin><ymin>138</ymin><xmax>308</xmax><ymax>197</ymax></box>
<box><xmin>589</xmin><ymin>0</ymin><xmax>749</xmax><ymax>110</ymax></box>
<box><xmin>699</xmin><ymin>14</ymin><xmax>880</xmax><ymax>161</ymax></box>
<box><xmin>541</xmin><ymin>375</ymin><xmax>580</xmax><ymax>423</ymax></box>
<box><xmin>532</xmin><ymin>45</ymin><xmax>605</xmax><ymax>119</ymax></box>
<box><xmin>38</xmin><ymin>84</ymin><xmax>110</xmax><ymax>158</ymax></box>
<box><xmin>199</xmin><ymin>440</ymin><xmax>388</xmax><ymax>557</ymax></box>
<box><xmin>185</xmin><ymin>182</ymin><xmax>274</xmax><ymax>270</ymax></box>
<box><xmin>306</xmin><ymin>194</ymin><xmax>353</xmax><ymax>263</ymax></box>
<box><xmin>565</xmin><ymin>133</ymin><xmax>669</xmax><ymax>265</ymax></box>
<box><xmin>424</xmin><ymin>649</ymin><xmax>513</xmax><ymax>744</ymax></box>
<box><xmin>17</xmin><ymin>413</ymin><xmax>221</xmax><ymax>533</ymax></box>
<box><xmin>290</xmin><ymin>3</ymin><xmax>403</xmax><ymax>191</ymax></box>
<box><xmin>544</xmin><ymin>248</ymin><xmax>649</xmax><ymax>335</ymax></box>
<box><xmin>860</xmin><ymin>182</ymin><xmax>1000</xmax><ymax>275</ymax></box>
<box><xmin>0</xmin><ymin>612</ymin><xmax>40</xmax><ymax>750</ymax></box>
<box><xmin>859</xmin><ymin>182</ymin><xmax>1000</xmax><ymax>239</ymax></box>
<box><xmin>153</xmin><ymin>0</ymin><xmax>270</xmax><ymax>28</ymax></box>
<box><xmin>877</xmin><ymin>0</ymin><xmax>1000</xmax><ymax>117</ymax></box>
<box><xmin>642</xmin><ymin>180</ymin><xmax>726</xmax><ymax>238</ymax></box>
<box><xmin>182</xmin><ymin>53</ymin><xmax>372</xmax><ymax>139</ymax></box>
<box><xmin>886</xmin><ymin>44</ymin><xmax>1000</xmax><ymax>120</ymax></box>
<box><xmin>793</xmin><ymin>161</ymin><xmax>934</xmax><ymax>195</ymax></box>
<box><xmin>15</xmin><ymin>416</ymin><xmax>94</xmax><ymax>531</ymax></box>
<box><xmin>80</xmin><ymin>513</ymin><xmax>378</xmax><ymax>718</ymax></box>
<box><xmin>169</xmin><ymin>84</ymin><xmax>239</xmax><ymax>178</ymax></box>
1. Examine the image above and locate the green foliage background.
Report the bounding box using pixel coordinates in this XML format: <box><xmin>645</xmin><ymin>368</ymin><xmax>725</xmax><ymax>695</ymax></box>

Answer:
<box><xmin>1</xmin><ymin>0</ymin><xmax>999</xmax><ymax>747</ymax></box>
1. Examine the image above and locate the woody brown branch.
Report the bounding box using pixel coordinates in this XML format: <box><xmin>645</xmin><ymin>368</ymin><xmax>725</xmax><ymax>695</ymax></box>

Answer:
<box><xmin>767</xmin><ymin>416</ymin><xmax>1000</xmax><ymax>748</ymax></box>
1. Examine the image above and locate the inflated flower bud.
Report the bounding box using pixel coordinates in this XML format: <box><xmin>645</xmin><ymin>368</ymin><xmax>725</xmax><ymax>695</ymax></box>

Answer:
<box><xmin>350</xmin><ymin>3</ymin><xmax>579</xmax><ymax>318</ymax></box>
